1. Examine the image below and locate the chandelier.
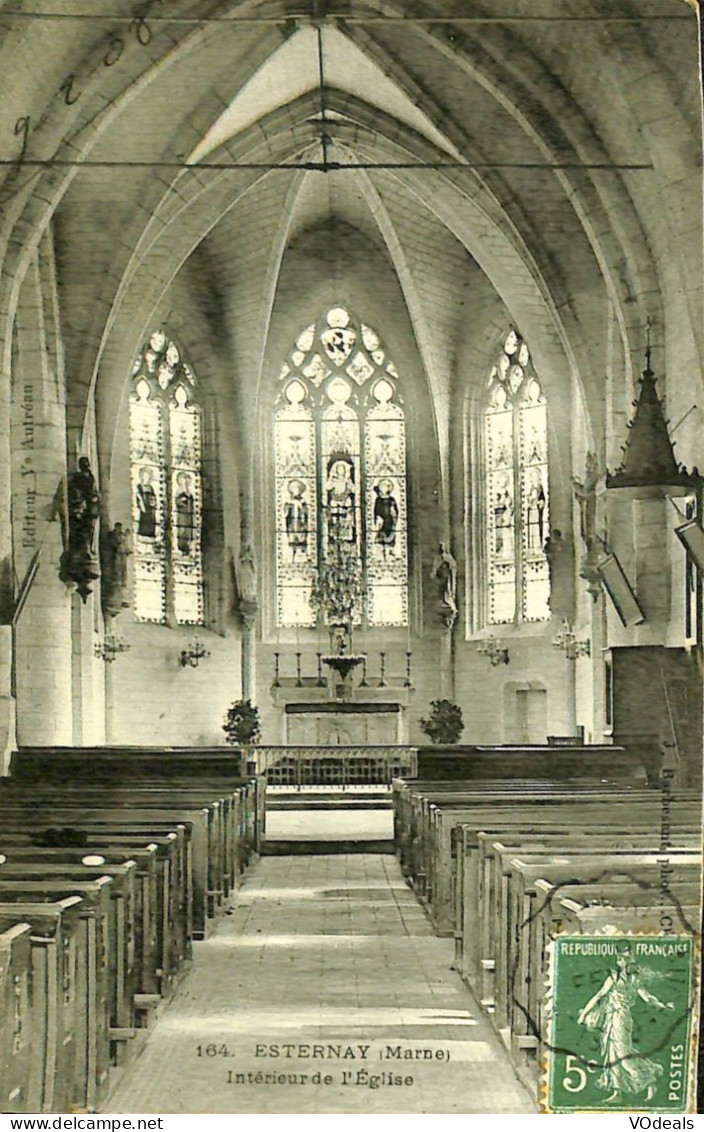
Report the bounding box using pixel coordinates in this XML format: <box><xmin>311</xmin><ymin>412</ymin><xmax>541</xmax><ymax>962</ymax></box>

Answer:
<box><xmin>552</xmin><ymin>619</ymin><xmax>591</xmax><ymax>660</ymax></box>
<box><xmin>179</xmin><ymin>638</ymin><xmax>211</xmax><ymax>668</ymax></box>
<box><xmin>476</xmin><ymin>637</ymin><xmax>510</xmax><ymax>666</ymax></box>
<box><xmin>94</xmin><ymin>633</ymin><xmax>131</xmax><ymax>663</ymax></box>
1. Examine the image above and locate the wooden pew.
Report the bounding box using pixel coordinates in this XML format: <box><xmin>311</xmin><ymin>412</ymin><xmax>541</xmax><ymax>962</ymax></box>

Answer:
<box><xmin>0</xmin><ymin>802</ymin><xmax>211</xmax><ymax>938</ymax></box>
<box><xmin>0</xmin><ymin>923</ymin><xmax>33</xmax><ymax>1113</ymax></box>
<box><xmin>403</xmin><ymin>786</ymin><xmax>698</xmax><ymax>933</ymax></box>
<box><xmin>0</xmin><ymin>898</ymin><xmax>88</xmax><ymax>1113</ymax></box>
<box><xmin>497</xmin><ymin>851</ymin><xmax>701</xmax><ymax>1031</ymax></box>
<box><xmin>0</xmin><ymin>842</ymin><xmax>162</xmax><ymax>1005</ymax></box>
<box><xmin>510</xmin><ymin>871</ymin><xmax>701</xmax><ymax>1094</ymax></box>
<box><xmin>0</xmin><ymin>878</ymin><xmax>114</xmax><ymax>1109</ymax></box>
<box><xmin>0</xmin><ymin>862</ymin><xmax>137</xmax><ymax>1061</ymax></box>
<box><xmin>0</xmin><ymin>781</ymin><xmax>260</xmax><ymax>927</ymax></box>
<box><xmin>0</xmin><ymin>817</ymin><xmax>190</xmax><ymax>977</ymax></box>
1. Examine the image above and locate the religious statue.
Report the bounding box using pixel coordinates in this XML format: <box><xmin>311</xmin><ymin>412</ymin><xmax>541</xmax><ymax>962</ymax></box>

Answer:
<box><xmin>572</xmin><ymin>450</ymin><xmax>600</xmax><ymax>548</ymax></box>
<box><xmin>237</xmin><ymin>543</ymin><xmax>258</xmax><ymax>630</ymax></box>
<box><xmin>326</xmin><ymin>457</ymin><xmax>356</xmax><ymax>545</ymax></box>
<box><xmin>431</xmin><ymin>542</ymin><xmax>458</xmax><ymax>628</ymax></box>
<box><xmin>373</xmin><ymin>479</ymin><xmax>399</xmax><ymax>555</ymax></box>
<box><xmin>284</xmin><ymin>478</ymin><xmax>309</xmax><ymax>558</ymax></box>
<box><xmin>101</xmin><ymin>522</ymin><xmax>132</xmax><ymax>617</ymax></box>
<box><xmin>238</xmin><ymin>543</ymin><xmax>258</xmax><ymax>603</ymax></box>
<box><xmin>572</xmin><ymin>452</ymin><xmax>607</xmax><ymax>600</ymax></box>
<box><xmin>58</xmin><ymin>456</ymin><xmax>101</xmax><ymax>602</ymax></box>
<box><xmin>174</xmin><ymin>471</ymin><xmax>195</xmax><ymax>555</ymax></box>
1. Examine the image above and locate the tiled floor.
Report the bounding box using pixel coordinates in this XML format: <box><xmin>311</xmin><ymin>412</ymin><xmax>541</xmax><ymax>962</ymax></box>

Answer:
<box><xmin>107</xmin><ymin>855</ymin><xmax>536</xmax><ymax>1114</ymax></box>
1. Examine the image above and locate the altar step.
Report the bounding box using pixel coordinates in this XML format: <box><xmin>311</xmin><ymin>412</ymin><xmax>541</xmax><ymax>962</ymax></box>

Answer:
<box><xmin>263</xmin><ymin>806</ymin><xmax>394</xmax><ymax>854</ymax></box>
<box><xmin>262</xmin><ymin>838</ymin><xmax>395</xmax><ymax>856</ymax></box>
<box><xmin>266</xmin><ymin>791</ymin><xmax>392</xmax><ymax>810</ymax></box>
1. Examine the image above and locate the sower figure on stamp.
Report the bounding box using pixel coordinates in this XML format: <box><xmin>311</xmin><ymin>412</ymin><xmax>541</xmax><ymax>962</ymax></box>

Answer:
<box><xmin>577</xmin><ymin>952</ymin><xmax>674</xmax><ymax>1103</ymax></box>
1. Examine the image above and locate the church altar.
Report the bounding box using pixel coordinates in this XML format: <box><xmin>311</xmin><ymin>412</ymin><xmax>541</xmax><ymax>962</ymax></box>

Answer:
<box><xmin>284</xmin><ymin>701</ymin><xmax>403</xmax><ymax>745</ymax></box>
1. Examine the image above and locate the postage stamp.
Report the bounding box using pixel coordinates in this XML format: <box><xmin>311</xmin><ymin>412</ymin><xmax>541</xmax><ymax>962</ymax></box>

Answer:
<box><xmin>541</xmin><ymin>934</ymin><xmax>697</xmax><ymax>1114</ymax></box>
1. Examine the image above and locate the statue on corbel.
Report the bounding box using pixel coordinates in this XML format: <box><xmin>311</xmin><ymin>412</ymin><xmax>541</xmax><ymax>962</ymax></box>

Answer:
<box><xmin>571</xmin><ymin>451</ymin><xmax>608</xmax><ymax>601</ymax></box>
<box><xmin>237</xmin><ymin>543</ymin><xmax>259</xmax><ymax>629</ymax></box>
<box><xmin>58</xmin><ymin>457</ymin><xmax>101</xmax><ymax>603</ymax></box>
<box><xmin>101</xmin><ymin>522</ymin><xmax>132</xmax><ymax>618</ymax></box>
<box><xmin>431</xmin><ymin>542</ymin><xmax>458</xmax><ymax>629</ymax></box>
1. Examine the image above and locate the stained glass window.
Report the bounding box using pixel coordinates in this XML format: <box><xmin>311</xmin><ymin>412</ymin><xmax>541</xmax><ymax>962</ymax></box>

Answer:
<box><xmin>275</xmin><ymin>307</ymin><xmax>408</xmax><ymax>628</ymax></box>
<box><xmin>484</xmin><ymin>329</ymin><xmax>550</xmax><ymax>625</ymax></box>
<box><xmin>129</xmin><ymin>333</ymin><xmax>204</xmax><ymax>624</ymax></box>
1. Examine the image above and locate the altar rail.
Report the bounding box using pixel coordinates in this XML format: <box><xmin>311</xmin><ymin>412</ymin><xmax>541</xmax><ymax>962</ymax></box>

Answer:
<box><xmin>254</xmin><ymin>746</ymin><xmax>418</xmax><ymax>787</ymax></box>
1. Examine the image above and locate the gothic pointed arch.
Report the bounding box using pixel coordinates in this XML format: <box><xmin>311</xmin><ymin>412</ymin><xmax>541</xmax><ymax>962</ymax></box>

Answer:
<box><xmin>482</xmin><ymin>328</ymin><xmax>550</xmax><ymax>626</ymax></box>
<box><xmin>274</xmin><ymin>306</ymin><xmax>408</xmax><ymax>629</ymax></box>
<box><xmin>129</xmin><ymin>331</ymin><xmax>204</xmax><ymax>624</ymax></box>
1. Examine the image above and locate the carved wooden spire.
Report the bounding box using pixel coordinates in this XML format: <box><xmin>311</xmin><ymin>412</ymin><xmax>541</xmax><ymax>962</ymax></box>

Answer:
<box><xmin>606</xmin><ymin>342</ymin><xmax>700</xmax><ymax>496</ymax></box>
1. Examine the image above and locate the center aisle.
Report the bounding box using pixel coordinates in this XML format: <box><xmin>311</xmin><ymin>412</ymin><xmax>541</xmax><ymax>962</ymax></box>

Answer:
<box><xmin>107</xmin><ymin>855</ymin><xmax>536</xmax><ymax>1114</ymax></box>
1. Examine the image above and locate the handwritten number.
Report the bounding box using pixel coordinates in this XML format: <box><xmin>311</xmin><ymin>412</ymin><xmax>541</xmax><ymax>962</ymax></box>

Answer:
<box><xmin>104</xmin><ymin>35</ymin><xmax>125</xmax><ymax>67</ymax></box>
<box><xmin>59</xmin><ymin>75</ymin><xmax>81</xmax><ymax>106</ymax></box>
<box><xmin>132</xmin><ymin>6</ymin><xmax>155</xmax><ymax>44</ymax></box>
<box><xmin>14</xmin><ymin>116</ymin><xmax>30</xmax><ymax>161</ymax></box>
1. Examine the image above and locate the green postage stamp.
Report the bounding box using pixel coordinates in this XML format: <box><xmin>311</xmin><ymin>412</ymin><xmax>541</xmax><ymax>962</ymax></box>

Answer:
<box><xmin>542</xmin><ymin>935</ymin><xmax>698</xmax><ymax>1114</ymax></box>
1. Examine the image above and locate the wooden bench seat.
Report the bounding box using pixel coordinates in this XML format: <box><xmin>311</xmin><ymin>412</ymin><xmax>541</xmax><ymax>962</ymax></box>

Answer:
<box><xmin>0</xmin><ymin>843</ymin><xmax>162</xmax><ymax>1004</ymax></box>
<box><xmin>0</xmin><ymin>923</ymin><xmax>33</xmax><ymax>1113</ymax></box>
<box><xmin>0</xmin><ymin>779</ymin><xmax>263</xmax><ymax>919</ymax></box>
<box><xmin>497</xmin><ymin>851</ymin><xmax>701</xmax><ymax>1033</ymax></box>
<box><xmin>0</xmin><ymin>879</ymin><xmax>115</xmax><ymax>1104</ymax></box>
<box><xmin>511</xmin><ymin>873</ymin><xmax>701</xmax><ymax>1085</ymax></box>
<box><xmin>410</xmin><ymin>791</ymin><xmax>697</xmax><ymax>933</ymax></box>
<box><xmin>0</xmin><ymin>895</ymin><xmax>99</xmax><ymax>1112</ymax></box>
<box><xmin>0</xmin><ymin>815</ymin><xmax>192</xmax><ymax>971</ymax></box>
<box><xmin>0</xmin><ymin>803</ymin><xmax>212</xmax><ymax>938</ymax></box>
<box><xmin>0</xmin><ymin>863</ymin><xmax>137</xmax><ymax>1052</ymax></box>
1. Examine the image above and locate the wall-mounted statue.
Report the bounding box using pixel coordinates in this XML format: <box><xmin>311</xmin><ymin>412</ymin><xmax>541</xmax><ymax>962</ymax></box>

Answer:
<box><xmin>101</xmin><ymin>522</ymin><xmax>132</xmax><ymax>618</ymax></box>
<box><xmin>572</xmin><ymin>451</ymin><xmax>607</xmax><ymax>601</ymax></box>
<box><xmin>238</xmin><ymin>543</ymin><xmax>259</xmax><ymax>629</ymax></box>
<box><xmin>431</xmin><ymin>541</ymin><xmax>458</xmax><ymax>629</ymax></box>
<box><xmin>572</xmin><ymin>451</ymin><xmax>600</xmax><ymax>550</ymax></box>
<box><xmin>58</xmin><ymin>457</ymin><xmax>101</xmax><ymax>602</ymax></box>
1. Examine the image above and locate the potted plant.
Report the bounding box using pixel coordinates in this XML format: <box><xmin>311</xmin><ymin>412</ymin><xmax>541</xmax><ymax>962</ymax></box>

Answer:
<box><xmin>419</xmin><ymin>699</ymin><xmax>465</xmax><ymax>745</ymax></box>
<box><xmin>223</xmin><ymin>699</ymin><xmax>261</xmax><ymax>747</ymax></box>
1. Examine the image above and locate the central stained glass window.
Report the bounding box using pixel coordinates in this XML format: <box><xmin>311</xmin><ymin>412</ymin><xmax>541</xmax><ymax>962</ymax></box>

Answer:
<box><xmin>274</xmin><ymin>306</ymin><xmax>408</xmax><ymax>628</ymax></box>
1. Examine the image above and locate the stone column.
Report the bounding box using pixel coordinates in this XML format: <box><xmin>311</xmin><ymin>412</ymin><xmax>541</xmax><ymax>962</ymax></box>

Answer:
<box><xmin>0</xmin><ymin>338</ymin><xmax>14</xmax><ymax>769</ymax></box>
<box><xmin>11</xmin><ymin>245</ymin><xmax>73</xmax><ymax>746</ymax></box>
<box><xmin>240</xmin><ymin>599</ymin><xmax>258</xmax><ymax>701</ymax></box>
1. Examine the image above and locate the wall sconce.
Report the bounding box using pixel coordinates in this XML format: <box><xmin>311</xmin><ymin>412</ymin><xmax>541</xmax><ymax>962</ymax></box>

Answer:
<box><xmin>179</xmin><ymin>638</ymin><xmax>211</xmax><ymax>668</ymax></box>
<box><xmin>476</xmin><ymin>638</ymin><xmax>509</xmax><ymax>666</ymax></box>
<box><xmin>552</xmin><ymin>619</ymin><xmax>591</xmax><ymax>660</ymax></box>
<box><xmin>94</xmin><ymin>633</ymin><xmax>131</xmax><ymax>663</ymax></box>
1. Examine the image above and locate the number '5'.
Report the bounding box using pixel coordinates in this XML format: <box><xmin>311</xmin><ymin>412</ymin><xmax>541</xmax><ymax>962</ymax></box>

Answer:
<box><xmin>562</xmin><ymin>1054</ymin><xmax>588</xmax><ymax>1093</ymax></box>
